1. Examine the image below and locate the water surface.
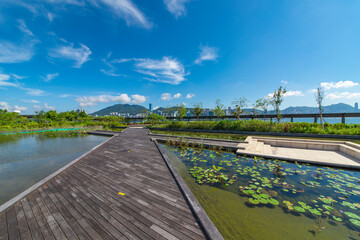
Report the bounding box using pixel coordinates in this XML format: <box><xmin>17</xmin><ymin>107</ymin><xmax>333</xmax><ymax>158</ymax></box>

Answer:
<box><xmin>160</xmin><ymin>144</ymin><xmax>360</xmax><ymax>240</ymax></box>
<box><xmin>0</xmin><ymin>133</ymin><xmax>108</xmax><ymax>205</ymax></box>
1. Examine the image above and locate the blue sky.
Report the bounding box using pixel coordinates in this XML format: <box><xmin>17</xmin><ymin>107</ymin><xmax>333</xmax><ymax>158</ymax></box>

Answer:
<box><xmin>1</xmin><ymin>0</ymin><xmax>360</xmax><ymax>114</ymax></box>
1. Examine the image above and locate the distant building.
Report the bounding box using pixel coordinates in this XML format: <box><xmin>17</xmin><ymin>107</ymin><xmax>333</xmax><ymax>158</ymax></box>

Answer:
<box><xmin>225</xmin><ymin>107</ymin><xmax>232</xmax><ymax>116</ymax></box>
<box><xmin>149</xmin><ymin>103</ymin><xmax>152</xmax><ymax>112</ymax></box>
<box><xmin>355</xmin><ymin>102</ymin><xmax>359</xmax><ymax>112</ymax></box>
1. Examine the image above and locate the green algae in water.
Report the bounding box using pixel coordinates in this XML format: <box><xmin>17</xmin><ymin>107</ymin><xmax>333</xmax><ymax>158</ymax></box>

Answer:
<box><xmin>162</xmin><ymin>144</ymin><xmax>360</xmax><ymax>239</ymax></box>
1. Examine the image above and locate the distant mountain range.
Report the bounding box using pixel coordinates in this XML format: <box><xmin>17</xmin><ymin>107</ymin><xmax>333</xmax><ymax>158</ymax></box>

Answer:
<box><xmin>91</xmin><ymin>103</ymin><xmax>359</xmax><ymax>116</ymax></box>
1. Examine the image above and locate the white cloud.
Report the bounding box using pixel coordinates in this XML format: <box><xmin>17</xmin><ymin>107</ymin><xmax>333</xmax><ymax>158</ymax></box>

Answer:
<box><xmin>284</xmin><ymin>90</ymin><xmax>304</xmax><ymax>97</ymax></box>
<box><xmin>100</xmin><ymin>69</ymin><xmax>124</xmax><ymax>77</ymax></box>
<box><xmin>17</xmin><ymin>19</ymin><xmax>34</xmax><ymax>37</ymax></box>
<box><xmin>185</xmin><ymin>93</ymin><xmax>195</xmax><ymax>99</ymax></box>
<box><xmin>173</xmin><ymin>93</ymin><xmax>181</xmax><ymax>99</ymax></box>
<box><xmin>161</xmin><ymin>93</ymin><xmax>172</xmax><ymax>101</ymax></box>
<box><xmin>34</xmin><ymin>103</ymin><xmax>55</xmax><ymax>111</ymax></box>
<box><xmin>164</xmin><ymin>0</ymin><xmax>190</xmax><ymax>18</ymax></box>
<box><xmin>281</xmin><ymin>80</ymin><xmax>288</xmax><ymax>85</ymax></box>
<box><xmin>0</xmin><ymin>102</ymin><xmax>10</xmax><ymax>111</ymax></box>
<box><xmin>153</xmin><ymin>106</ymin><xmax>159</xmax><ymax>111</ymax></box>
<box><xmin>0</xmin><ymin>72</ymin><xmax>46</xmax><ymax>95</ymax></box>
<box><xmin>266</xmin><ymin>90</ymin><xmax>303</xmax><ymax>99</ymax></box>
<box><xmin>96</xmin><ymin>0</ymin><xmax>152</xmax><ymax>28</ymax></box>
<box><xmin>194</xmin><ymin>45</ymin><xmax>218</xmax><ymax>64</ymax></box>
<box><xmin>0</xmin><ymin>73</ymin><xmax>18</xmax><ymax>87</ymax></box>
<box><xmin>43</xmin><ymin>73</ymin><xmax>59</xmax><ymax>82</ymax></box>
<box><xmin>13</xmin><ymin>105</ymin><xmax>28</xmax><ymax>113</ymax></box>
<box><xmin>50</xmin><ymin>42</ymin><xmax>92</xmax><ymax>68</ymax></box>
<box><xmin>21</xmin><ymin>99</ymin><xmax>40</xmax><ymax>103</ymax></box>
<box><xmin>326</xmin><ymin>91</ymin><xmax>360</xmax><ymax>100</ymax></box>
<box><xmin>320</xmin><ymin>80</ymin><xmax>358</xmax><ymax>90</ymax></box>
<box><xmin>0</xmin><ymin>41</ymin><xmax>34</xmax><ymax>63</ymax></box>
<box><xmin>23</xmin><ymin>88</ymin><xmax>45</xmax><ymax>96</ymax></box>
<box><xmin>0</xmin><ymin>102</ymin><xmax>27</xmax><ymax>113</ymax></box>
<box><xmin>75</xmin><ymin>94</ymin><xmax>141</xmax><ymax>107</ymax></box>
<box><xmin>131</xmin><ymin>94</ymin><xmax>146</xmax><ymax>104</ymax></box>
<box><xmin>11</xmin><ymin>74</ymin><xmax>26</xmax><ymax>80</ymax></box>
<box><xmin>134</xmin><ymin>57</ymin><xmax>187</xmax><ymax>85</ymax></box>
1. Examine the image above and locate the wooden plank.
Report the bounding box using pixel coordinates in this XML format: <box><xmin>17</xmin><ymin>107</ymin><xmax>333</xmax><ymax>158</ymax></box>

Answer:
<box><xmin>65</xmin><ymin>164</ymin><xmax>204</xmax><ymax>239</ymax></box>
<box><xmin>33</xmin><ymin>190</ymin><xmax>67</xmax><ymax>240</ymax></box>
<box><xmin>60</xmin><ymin>171</ymin><xmax>167</xmax><ymax>240</ymax></box>
<box><xmin>21</xmin><ymin>198</ymin><xmax>44</xmax><ymax>240</ymax></box>
<box><xmin>51</xmin><ymin>178</ymin><xmax>126</xmax><ymax>240</ymax></box>
<box><xmin>6</xmin><ymin>207</ymin><xmax>20</xmax><ymax>240</ymax></box>
<box><xmin>0</xmin><ymin>213</ymin><xmax>8</xmax><ymax>240</ymax></box>
<box><xmin>42</xmin><ymin>185</ymin><xmax>92</xmax><ymax>240</ymax></box>
<box><xmin>50</xmin><ymin>179</ymin><xmax>116</xmax><ymax>240</ymax></box>
<box><xmin>38</xmin><ymin>187</ymin><xmax>79</xmax><ymax>239</ymax></box>
<box><xmin>60</xmin><ymin>175</ymin><xmax>150</xmax><ymax>240</ymax></box>
<box><xmin>14</xmin><ymin>202</ymin><xmax>32</xmax><ymax>240</ymax></box>
<box><xmin>46</xmin><ymin>181</ymin><xmax>103</xmax><ymax>240</ymax></box>
<box><xmin>27</xmin><ymin>194</ymin><xmax>56</xmax><ymax>240</ymax></box>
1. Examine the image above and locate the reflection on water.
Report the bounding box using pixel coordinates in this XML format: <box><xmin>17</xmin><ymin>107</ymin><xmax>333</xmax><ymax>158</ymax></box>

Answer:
<box><xmin>161</xmin><ymin>144</ymin><xmax>360</xmax><ymax>240</ymax></box>
<box><xmin>0</xmin><ymin>133</ymin><xmax>108</xmax><ymax>205</ymax></box>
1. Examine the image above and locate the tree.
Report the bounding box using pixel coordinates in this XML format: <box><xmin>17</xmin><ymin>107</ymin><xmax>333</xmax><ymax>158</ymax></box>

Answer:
<box><xmin>269</xmin><ymin>86</ymin><xmax>286</xmax><ymax>123</ymax></box>
<box><xmin>177</xmin><ymin>104</ymin><xmax>187</xmax><ymax>120</ymax></box>
<box><xmin>213</xmin><ymin>99</ymin><xmax>225</xmax><ymax>118</ymax></box>
<box><xmin>145</xmin><ymin>113</ymin><xmax>167</xmax><ymax>124</ymax></box>
<box><xmin>193</xmin><ymin>103</ymin><xmax>204</xmax><ymax>119</ymax></box>
<box><xmin>315</xmin><ymin>87</ymin><xmax>325</xmax><ymax>130</ymax></box>
<box><xmin>255</xmin><ymin>98</ymin><xmax>270</xmax><ymax>118</ymax></box>
<box><xmin>231</xmin><ymin>97</ymin><xmax>248</xmax><ymax>120</ymax></box>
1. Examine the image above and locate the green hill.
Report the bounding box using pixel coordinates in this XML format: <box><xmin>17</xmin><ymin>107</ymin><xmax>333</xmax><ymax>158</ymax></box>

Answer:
<box><xmin>91</xmin><ymin>104</ymin><xmax>147</xmax><ymax>116</ymax></box>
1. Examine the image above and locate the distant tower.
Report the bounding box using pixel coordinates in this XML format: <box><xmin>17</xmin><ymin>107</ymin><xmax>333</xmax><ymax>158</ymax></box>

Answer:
<box><xmin>355</xmin><ymin>102</ymin><xmax>359</xmax><ymax>112</ymax></box>
<box><xmin>149</xmin><ymin>103</ymin><xmax>152</xmax><ymax>112</ymax></box>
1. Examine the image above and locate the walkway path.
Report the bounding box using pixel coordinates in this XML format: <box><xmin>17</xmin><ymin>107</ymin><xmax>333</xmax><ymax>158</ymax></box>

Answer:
<box><xmin>0</xmin><ymin>128</ymin><xmax>206</xmax><ymax>240</ymax></box>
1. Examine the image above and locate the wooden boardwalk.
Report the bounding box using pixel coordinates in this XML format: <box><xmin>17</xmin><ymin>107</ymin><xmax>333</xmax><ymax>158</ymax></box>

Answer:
<box><xmin>0</xmin><ymin>128</ymin><xmax>206</xmax><ymax>240</ymax></box>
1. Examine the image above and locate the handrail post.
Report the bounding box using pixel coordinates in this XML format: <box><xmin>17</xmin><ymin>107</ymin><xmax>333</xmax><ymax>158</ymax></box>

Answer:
<box><xmin>342</xmin><ymin>114</ymin><xmax>345</xmax><ymax>124</ymax></box>
<box><xmin>314</xmin><ymin>116</ymin><xmax>317</xmax><ymax>123</ymax></box>
<box><xmin>290</xmin><ymin>116</ymin><xmax>293</xmax><ymax>123</ymax></box>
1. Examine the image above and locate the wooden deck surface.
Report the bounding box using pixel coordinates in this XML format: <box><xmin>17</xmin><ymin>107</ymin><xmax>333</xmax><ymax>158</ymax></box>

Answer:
<box><xmin>0</xmin><ymin>128</ymin><xmax>206</xmax><ymax>240</ymax></box>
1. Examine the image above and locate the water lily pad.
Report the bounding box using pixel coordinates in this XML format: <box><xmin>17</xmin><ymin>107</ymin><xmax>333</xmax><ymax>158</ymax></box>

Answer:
<box><xmin>322</xmin><ymin>205</ymin><xmax>333</xmax><ymax>211</ymax></box>
<box><xmin>259</xmin><ymin>198</ymin><xmax>268</xmax><ymax>204</ymax></box>
<box><xmin>260</xmin><ymin>193</ymin><xmax>269</xmax><ymax>199</ymax></box>
<box><xmin>350</xmin><ymin>219</ymin><xmax>360</xmax><ymax>227</ymax></box>
<box><xmin>268</xmin><ymin>198</ymin><xmax>279</xmax><ymax>205</ymax></box>
<box><xmin>309</xmin><ymin>209</ymin><xmax>322</xmax><ymax>216</ymax></box>
<box><xmin>294</xmin><ymin>206</ymin><xmax>306</xmax><ymax>212</ymax></box>
<box><xmin>344</xmin><ymin>212</ymin><xmax>360</xmax><ymax>219</ymax></box>
<box><xmin>249</xmin><ymin>198</ymin><xmax>259</xmax><ymax>205</ymax></box>
<box><xmin>332</xmin><ymin>216</ymin><xmax>342</xmax><ymax>222</ymax></box>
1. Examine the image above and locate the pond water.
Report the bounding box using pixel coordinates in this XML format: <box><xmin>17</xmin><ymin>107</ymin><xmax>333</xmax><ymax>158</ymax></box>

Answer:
<box><xmin>0</xmin><ymin>132</ymin><xmax>109</xmax><ymax>205</ymax></box>
<box><xmin>160</xmin><ymin>144</ymin><xmax>360</xmax><ymax>240</ymax></box>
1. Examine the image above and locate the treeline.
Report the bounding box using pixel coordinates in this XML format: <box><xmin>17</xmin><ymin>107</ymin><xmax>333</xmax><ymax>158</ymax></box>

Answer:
<box><xmin>160</xmin><ymin>120</ymin><xmax>360</xmax><ymax>135</ymax></box>
<box><xmin>0</xmin><ymin>109</ymin><xmax>126</xmax><ymax>131</ymax></box>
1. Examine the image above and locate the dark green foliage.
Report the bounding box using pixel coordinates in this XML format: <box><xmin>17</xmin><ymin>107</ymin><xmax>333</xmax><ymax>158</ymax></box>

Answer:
<box><xmin>163</xmin><ymin>119</ymin><xmax>360</xmax><ymax>135</ymax></box>
<box><xmin>144</xmin><ymin>113</ymin><xmax>167</xmax><ymax>124</ymax></box>
<box><xmin>0</xmin><ymin>109</ymin><xmax>126</xmax><ymax>131</ymax></box>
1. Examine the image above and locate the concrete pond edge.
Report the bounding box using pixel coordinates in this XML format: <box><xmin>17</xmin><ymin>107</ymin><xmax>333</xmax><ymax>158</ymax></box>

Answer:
<box><xmin>153</xmin><ymin>140</ymin><xmax>224</xmax><ymax>240</ymax></box>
